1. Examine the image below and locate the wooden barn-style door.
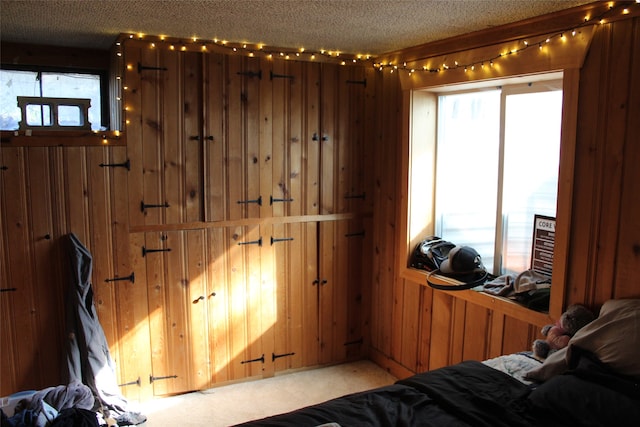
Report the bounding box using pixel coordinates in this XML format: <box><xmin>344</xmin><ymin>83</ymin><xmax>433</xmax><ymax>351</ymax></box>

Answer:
<box><xmin>120</xmin><ymin>38</ymin><xmax>372</xmax><ymax>396</ymax></box>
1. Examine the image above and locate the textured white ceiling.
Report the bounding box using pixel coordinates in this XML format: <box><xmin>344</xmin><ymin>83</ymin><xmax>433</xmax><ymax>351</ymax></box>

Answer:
<box><xmin>1</xmin><ymin>0</ymin><xmax>595</xmax><ymax>55</ymax></box>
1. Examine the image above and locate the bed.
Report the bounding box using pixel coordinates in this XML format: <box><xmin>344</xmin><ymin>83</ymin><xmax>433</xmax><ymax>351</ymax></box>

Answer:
<box><xmin>235</xmin><ymin>298</ymin><xmax>640</xmax><ymax>427</ymax></box>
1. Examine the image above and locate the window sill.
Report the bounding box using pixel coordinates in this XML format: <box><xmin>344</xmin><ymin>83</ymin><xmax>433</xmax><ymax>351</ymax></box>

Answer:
<box><xmin>401</xmin><ymin>267</ymin><xmax>553</xmax><ymax>327</ymax></box>
<box><xmin>1</xmin><ymin>130</ymin><xmax>125</xmax><ymax>147</ymax></box>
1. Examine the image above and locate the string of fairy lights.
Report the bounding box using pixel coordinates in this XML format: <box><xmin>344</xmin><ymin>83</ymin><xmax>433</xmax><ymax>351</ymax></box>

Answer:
<box><xmin>374</xmin><ymin>1</ymin><xmax>639</xmax><ymax>75</ymax></box>
<box><xmin>113</xmin><ymin>0</ymin><xmax>639</xmax><ymax>75</ymax></box>
<box><xmin>114</xmin><ymin>33</ymin><xmax>371</xmax><ymax>66</ymax></box>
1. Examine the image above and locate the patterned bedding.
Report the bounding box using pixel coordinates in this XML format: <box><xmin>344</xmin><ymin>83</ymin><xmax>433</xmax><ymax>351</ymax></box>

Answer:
<box><xmin>482</xmin><ymin>352</ymin><xmax>542</xmax><ymax>384</ymax></box>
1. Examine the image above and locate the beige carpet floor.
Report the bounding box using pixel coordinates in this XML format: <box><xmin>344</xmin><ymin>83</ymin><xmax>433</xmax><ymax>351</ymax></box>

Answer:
<box><xmin>138</xmin><ymin>360</ymin><xmax>397</xmax><ymax>426</ymax></box>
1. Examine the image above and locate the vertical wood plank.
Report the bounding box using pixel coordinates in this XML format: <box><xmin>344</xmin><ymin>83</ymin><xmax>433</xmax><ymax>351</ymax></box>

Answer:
<box><xmin>145</xmin><ymin>231</ymin><xmax>169</xmax><ymax>395</ymax></box>
<box><xmin>416</xmin><ymin>286</ymin><xmax>434</xmax><ymax>372</ymax></box>
<box><xmin>487</xmin><ymin>313</ymin><xmax>506</xmax><ymax>359</ymax></box>
<box><xmin>260</xmin><ymin>224</ymin><xmax>282</xmax><ymax>377</ymax></box>
<box><xmin>288</xmin><ymin>61</ymin><xmax>303</xmax><ymax>217</ymax></box>
<box><xmin>161</xmin><ymin>48</ymin><xmax>183</xmax><ymax>224</ymax></box>
<box><xmin>124</xmin><ymin>233</ymin><xmax>153</xmax><ymax>401</ymax></box>
<box><xmin>390</xmin><ymin>258</ymin><xmax>405</xmax><ymax>363</ymax></box>
<box><xmin>261</xmin><ymin>224</ymin><xmax>276</xmax><ymax>377</ymax></box>
<box><xmin>332</xmin><ymin>220</ymin><xmax>349</xmax><ymax>362</ymax></box>
<box><xmin>109</xmin><ymin>146</ymin><xmax>130</xmax><ymax>277</ymax></box>
<box><xmin>163</xmin><ymin>231</ymin><xmax>191</xmax><ymax>393</ymax></box>
<box><xmin>320</xmin><ymin>63</ymin><xmax>336</xmax><ymax>214</ymax></box>
<box><xmin>358</xmin><ymin>66</ymin><xmax>374</xmax><ymax>213</ymax></box>
<box><xmin>262</xmin><ymin>60</ymin><xmax>277</xmax><ymax>219</ymax></box>
<box><xmin>42</xmin><ymin>150</ymin><xmax>68</xmax><ymax>384</ymax></box>
<box><xmin>429</xmin><ymin>291</ymin><xmax>453</xmax><ymax>370</ymax></box>
<box><xmin>614</xmin><ymin>19</ymin><xmax>640</xmax><ymax>298</ymax></box>
<box><xmin>304</xmin><ymin>63</ymin><xmax>321</xmax><ymax>215</ymax></box>
<box><xmin>64</xmin><ymin>147</ymin><xmax>90</xmax><ymax>243</ymax></box>
<box><xmin>449</xmin><ymin>299</ymin><xmax>466</xmax><ymax>365</ymax></box>
<box><xmin>358</xmin><ymin>217</ymin><xmax>373</xmax><ymax>358</ymax></box>
<box><xmin>49</xmin><ymin>147</ymin><xmax>67</xmax><ymax>241</ymax></box>
<box><xmin>141</xmin><ymin>46</ymin><xmax>164</xmax><ymax>226</ymax></box>
<box><xmin>108</xmin><ymin>145</ymin><xmax>138</xmax><ymax>397</ymax></box>
<box><xmin>502</xmin><ymin>317</ymin><xmax>536</xmax><ymax>355</ymax></box>
<box><xmin>370</xmin><ymin>70</ymin><xmax>401</xmax><ymax>358</ymax></box>
<box><xmin>183</xmin><ymin>52</ymin><xmax>204</xmax><ymax>222</ymax></box>
<box><xmin>301</xmin><ymin>222</ymin><xmax>319</xmax><ymax>367</ymax></box>
<box><xmin>185</xmin><ymin>229</ymin><xmax>209</xmax><ymax>390</ymax></box>
<box><xmin>0</xmin><ymin>147</ymin><xmax>42</xmax><ymax>392</ymax></box>
<box><xmin>592</xmin><ymin>19</ymin><xmax>634</xmax><ymax>304</ymax></box>
<box><xmin>0</xmin><ymin>242</ymin><xmax>18</xmax><ymax>394</ymax></box>
<box><xmin>203</xmin><ymin>53</ymin><xmax>226</xmax><ymax>221</ymax></box>
<box><xmin>0</xmin><ymin>146</ymin><xmax>18</xmax><ymax>395</ymax></box>
<box><xmin>336</xmin><ymin>66</ymin><xmax>349</xmax><ymax>214</ymax></box>
<box><xmin>399</xmin><ymin>277</ymin><xmax>420</xmax><ymax>371</ymax></box>
<box><xmin>226</xmin><ymin>56</ymin><xmax>244</xmax><ymax>220</ymax></box>
<box><xmin>286</xmin><ymin>222</ymin><xmax>304</xmax><ymax>370</ymax></box>
<box><xmin>86</xmin><ymin>148</ymin><xmax>119</xmax><ymax>365</ymax></box>
<box><xmin>318</xmin><ymin>221</ymin><xmax>334</xmax><ymax>364</ymax></box>
<box><xmin>227</xmin><ymin>226</ymin><xmax>250</xmax><ymax>379</ymax></box>
<box><xmin>124</xmin><ymin>43</ymin><xmax>145</xmax><ymax>228</ymax></box>
<box><xmin>244</xmin><ymin>225</ymin><xmax>263</xmax><ymax>377</ymax></box>
<box><xmin>207</xmin><ymin>227</ymin><xmax>231</xmax><ymax>384</ymax></box>
<box><xmin>26</xmin><ymin>147</ymin><xmax>63</xmax><ymax>387</ymax></box>
<box><xmin>461</xmin><ymin>304</ymin><xmax>489</xmax><ymax>361</ymax></box>
<box><xmin>346</xmin><ymin>219</ymin><xmax>365</xmax><ymax>359</ymax></box>
<box><xmin>270</xmin><ymin>223</ymin><xmax>285</xmax><ymax>374</ymax></box>
<box><xmin>245</xmin><ymin>57</ymin><xmax>262</xmax><ymax>219</ymax></box>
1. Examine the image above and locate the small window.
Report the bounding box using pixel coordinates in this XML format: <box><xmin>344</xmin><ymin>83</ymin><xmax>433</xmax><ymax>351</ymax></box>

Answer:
<box><xmin>57</xmin><ymin>104</ymin><xmax>86</xmax><ymax>127</ymax></box>
<box><xmin>24</xmin><ymin>103</ymin><xmax>53</xmax><ymax>127</ymax></box>
<box><xmin>433</xmin><ymin>79</ymin><xmax>562</xmax><ymax>275</ymax></box>
<box><xmin>0</xmin><ymin>68</ymin><xmax>107</xmax><ymax>131</ymax></box>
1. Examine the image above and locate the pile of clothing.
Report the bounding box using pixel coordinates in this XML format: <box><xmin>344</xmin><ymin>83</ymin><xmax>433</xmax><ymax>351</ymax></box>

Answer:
<box><xmin>483</xmin><ymin>269</ymin><xmax>551</xmax><ymax>311</ymax></box>
<box><xmin>1</xmin><ymin>382</ymin><xmax>97</xmax><ymax>426</ymax></box>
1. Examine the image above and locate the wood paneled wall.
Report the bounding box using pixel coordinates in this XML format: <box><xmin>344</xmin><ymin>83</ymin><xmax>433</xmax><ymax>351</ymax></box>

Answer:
<box><xmin>2</xmin><ymin>7</ymin><xmax>639</xmax><ymax>400</ymax></box>
<box><xmin>1</xmin><ymin>146</ymin><xmax>130</xmax><ymax>394</ymax></box>
<box><xmin>566</xmin><ymin>16</ymin><xmax>640</xmax><ymax>305</ymax></box>
<box><xmin>369</xmin><ymin>15</ymin><xmax>640</xmax><ymax>378</ymax></box>
<box><xmin>1</xmin><ymin>38</ymin><xmax>375</xmax><ymax>398</ymax></box>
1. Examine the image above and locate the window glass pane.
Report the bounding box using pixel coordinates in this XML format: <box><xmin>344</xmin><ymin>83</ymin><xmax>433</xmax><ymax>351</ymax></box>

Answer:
<box><xmin>501</xmin><ymin>90</ymin><xmax>562</xmax><ymax>274</ymax></box>
<box><xmin>435</xmin><ymin>90</ymin><xmax>500</xmax><ymax>271</ymax></box>
<box><xmin>41</xmin><ymin>73</ymin><xmax>101</xmax><ymax>130</ymax></box>
<box><xmin>0</xmin><ymin>69</ymin><xmax>103</xmax><ymax>131</ymax></box>
<box><xmin>57</xmin><ymin>105</ymin><xmax>83</xmax><ymax>127</ymax></box>
<box><xmin>0</xmin><ymin>69</ymin><xmax>39</xmax><ymax>130</ymax></box>
<box><xmin>25</xmin><ymin>104</ymin><xmax>52</xmax><ymax>127</ymax></box>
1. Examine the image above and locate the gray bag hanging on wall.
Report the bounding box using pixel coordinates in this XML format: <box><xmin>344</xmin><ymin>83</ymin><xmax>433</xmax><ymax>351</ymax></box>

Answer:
<box><xmin>64</xmin><ymin>233</ymin><xmax>146</xmax><ymax>425</ymax></box>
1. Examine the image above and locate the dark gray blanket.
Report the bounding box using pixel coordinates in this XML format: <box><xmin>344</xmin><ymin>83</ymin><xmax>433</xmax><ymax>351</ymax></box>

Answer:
<box><xmin>235</xmin><ymin>355</ymin><xmax>640</xmax><ymax>427</ymax></box>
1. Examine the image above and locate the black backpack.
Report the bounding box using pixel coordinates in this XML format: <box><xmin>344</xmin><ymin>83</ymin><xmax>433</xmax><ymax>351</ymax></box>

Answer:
<box><xmin>410</xmin><ymin>236</ymin><xmax>456</xmax><ymax>272</ymax></box>
<box><xmin>411</xmin><ymin>237</ymin><xmax>490</xmax><ymax>290</ymax></box>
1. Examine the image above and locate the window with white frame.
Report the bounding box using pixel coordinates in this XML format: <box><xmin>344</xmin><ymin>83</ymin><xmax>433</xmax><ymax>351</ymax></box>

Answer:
<box><xmin>433</xmin><ymin>78</ymin><xmax>562</xmax><ymax>275</ymax></box>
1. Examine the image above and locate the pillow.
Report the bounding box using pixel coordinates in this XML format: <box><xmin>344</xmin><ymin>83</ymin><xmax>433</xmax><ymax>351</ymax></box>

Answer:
<box><xmin>525</xmin><ymin>298</ymin><xmax>640</xmax><ymax>381</ymax></box>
